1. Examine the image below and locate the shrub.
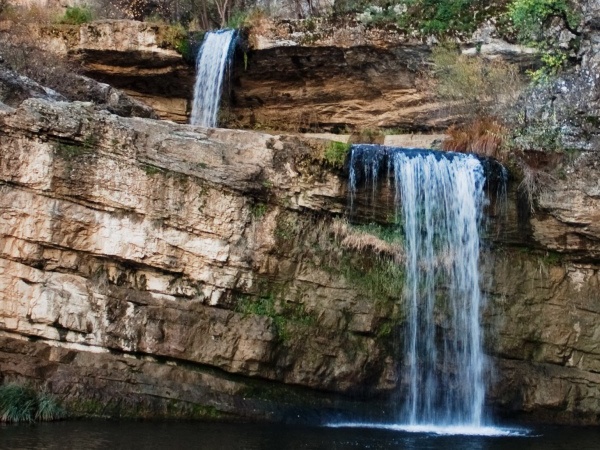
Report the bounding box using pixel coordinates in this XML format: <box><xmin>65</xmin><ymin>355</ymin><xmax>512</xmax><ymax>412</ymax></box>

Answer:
<box><xmin>0</xmin><ymin>384</ymin><xmax>65</xmax><ymax>423</ymax></box>
<box><xmin>507</xmin><ymin>0</ymin><xmax>581</xmax><ymax>80</ymax></box>
<box><xmin>0</xmin><ymin>36</ymin><xmax>83</xmax><ymax>100</ymax></box>
<box><xmin>432</xmin><ymin>45</ymin><xmax>524</xmax><ymax>118</ymax></box>
<box><xmin>60</xmin><ymin>6</ymin><xmax>93</xmax><ymax>25</ymax></box>
<box><xmin>402</xmin><ymin>0</ymin><xmax>479</xmax><ymax>34</ymax></box>
<box><xmin>508</xmin><ymin>0</ymin><xmax>579</xmax><ymax>43</ymax></box>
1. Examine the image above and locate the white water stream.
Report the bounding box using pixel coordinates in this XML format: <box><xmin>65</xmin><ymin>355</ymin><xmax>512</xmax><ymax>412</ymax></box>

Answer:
<box><xmin>345</xmin><ymin>145</ymin><xmax>492</xmax><ymax>434</ymax></box>
<box><xmin>190</xmin><ymin>29</ymin><xmax>236</xmax><ymax>128</ymax></box>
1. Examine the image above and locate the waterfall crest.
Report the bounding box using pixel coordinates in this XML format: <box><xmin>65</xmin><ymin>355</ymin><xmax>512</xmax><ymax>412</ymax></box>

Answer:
<box><xmin>190</xmin><ymin>29</ymin><xmax>236</xmax><ymax>128</ymax></box>
<box><xmin>349</xmin><ymin>144</ymin><xmax>487</xmax><ymax>428</ymax></box>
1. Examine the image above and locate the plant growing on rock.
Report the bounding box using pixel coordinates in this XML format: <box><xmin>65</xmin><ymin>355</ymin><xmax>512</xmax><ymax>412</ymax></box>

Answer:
<box><xmin>323</xmin><ymin>141</ymin><xmax>351</xmax><ymax>169</ymax></box>
<box><xmin>432</xmin><ymin>45</ymin><xmax>524</xmax><ymax>117</ymax></box>
<box><xmin>442</xmin><ymin>118</ymin><xmax>507</xmax><ymax>159</ymax></box>
<box><xmin>432</xmin><ymin>45</ymin><xmax>524</xmax><ymax>157</ymax></box>
<box><xmin>59</xmin><ymin>6</ymin><xmax>93</xmax><ymax>24</ymax></box>
<box><xmin>0</xmin><ymin>384</ymin><xmax>66</xmax><ymax>423</ymax></box>
<box><xmin>507</xmin><ymin>0</ymin><xmax>581</xmax><ymax>80</ymax></box>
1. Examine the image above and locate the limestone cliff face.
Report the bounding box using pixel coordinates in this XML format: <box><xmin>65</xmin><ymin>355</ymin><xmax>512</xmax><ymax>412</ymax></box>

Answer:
<box><xmin>0</xmin><ymin>98</ymin><xmax>400</xmax><ymax>420</ymax></box>
<box><xmin>22</xmin><ymin>18</ymin><xmax>533</xmax><ymax>130</ymax></box>
<box><xmin>226</xmin><ymin>18</ymin><xmax>535</xmax><ymax>133</ymax></box>
<box><xmin>19</xmin><ymin>20</ymin><xmax>196</xmax><ymax>122</ymax></box>
<box><xmin>2</xmin><ymin>9</ymin><xmax>600</xmax><ymax>425</ymax></box>
<box><xmin>3</xmin><ymin>97</ymin><xmax>600</xmax><ymax>424</ymax></box>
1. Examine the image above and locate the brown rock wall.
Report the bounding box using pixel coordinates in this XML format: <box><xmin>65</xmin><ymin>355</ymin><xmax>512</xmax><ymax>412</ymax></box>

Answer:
<box><xmin>0</xmin><ymin>99</ymin><xmax>399</xmax><ymax>419</ymax></box>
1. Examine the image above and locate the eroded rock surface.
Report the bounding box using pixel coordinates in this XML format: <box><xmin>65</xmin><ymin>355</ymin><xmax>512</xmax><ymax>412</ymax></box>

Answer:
<box><xmin>0</xmin><ymin>98</ymin><xmax>401</xmax><ymax>420</ymax></box>
<box><xmin>2</xmin><ymin>98</ymin><xmax>600</xmax><ymax>424</ymax></box>
<box><xmin>16</xmin><ymin>18</ymin><xmax>533</xmax><ymax>130</ymax></box>
<box><xmin>21</xmin><ymin>20</ymin><xmax>195</xmax><ymax>122</ymax></box>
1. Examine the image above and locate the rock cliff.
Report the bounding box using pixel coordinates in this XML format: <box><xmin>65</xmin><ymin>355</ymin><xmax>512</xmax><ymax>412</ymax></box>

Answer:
<box><xmin>0</xmin><ymin>98</ymin><xmax>401</xmax><ymax>421</ymax></box>
<box><xmin>14</xmin><ymin>18</ymin><xmax>533</xmax><ymax>131</ymax></box>
<box><xmin>2</xmin><ymin>5</ymin><xmax>600</xmax><ymax>426</ymax></box>
<box><xmin>2</xmin><ymin>95</ymin><xmax>600</xmax><ymax>424</ymax></box>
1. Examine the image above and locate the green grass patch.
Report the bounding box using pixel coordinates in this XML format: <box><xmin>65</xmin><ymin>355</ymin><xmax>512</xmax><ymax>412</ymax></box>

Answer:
<box><xmin>343</xmin><ymin>257</ymin><xmax>405</xmax><ymax>301</ymax></box>
<box><xmin>0</xmin><ymin>384</ymin><xmax>66</xmax><ymax>423</ymax></box>
<box><xmin>349</xmin><ymin>222</ymin><xmax>404</xmax><ymax>246</ymax></box>
<box><xmin>142</xmin><ymin>164</ymin><xmax>162</xmax><ymax>176</ymax></box>
<box><xmin>323</xmin><ymin>141</ymin><xmax>351</xmax><ymax>168</ymax></box>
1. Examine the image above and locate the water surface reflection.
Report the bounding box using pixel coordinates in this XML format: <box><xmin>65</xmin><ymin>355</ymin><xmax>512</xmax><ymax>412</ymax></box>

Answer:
<box><xmin>1</xmin><ymin>421</ymin><xmax>598</xmax><ymax>450</ymax></box>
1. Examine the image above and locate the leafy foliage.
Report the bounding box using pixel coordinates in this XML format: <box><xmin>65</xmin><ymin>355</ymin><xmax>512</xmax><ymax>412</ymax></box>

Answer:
<box><xmin>508</xmin><ymin>0</ymin><xmax>580</xmax><ymax>80</ymax></box>
<box><xmin>400</xmin><ymin>0</ymin><xmax>481</xmax><ymax>34</ymax></box>
<box><xmin>508</xmin><ymin>0</ymin><xmax>579</xmax><ymax>42</ymax></box>
<box><xmin>60</xmin><ymin>6</ymin><xmax>93</xmax><ymax>24</ymax></box>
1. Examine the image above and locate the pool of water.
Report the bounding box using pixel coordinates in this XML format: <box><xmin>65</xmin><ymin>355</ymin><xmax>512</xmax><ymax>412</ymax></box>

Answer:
<box><xmin>1</xmin><ymin>421</ymin><xmax>599</xmax><ymax>450</ymax></box>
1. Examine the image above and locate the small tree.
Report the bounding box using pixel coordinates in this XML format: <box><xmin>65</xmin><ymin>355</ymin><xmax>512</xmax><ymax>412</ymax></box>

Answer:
<box><xmin>508</xmin><ymin>0</ymin><xmax>581</xmax><ymax>80</ymax></box>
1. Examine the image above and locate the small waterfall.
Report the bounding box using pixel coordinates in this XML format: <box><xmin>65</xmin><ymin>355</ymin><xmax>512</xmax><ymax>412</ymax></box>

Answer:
<box><xmin>190</xmin><ymin>29</ymin><xmax>237</xmax><ymax>128</ymax></box>
<box><xmin>349</xmin><ymin>145</ymin><xmax>487</xmax><ymax>429</ymax></box>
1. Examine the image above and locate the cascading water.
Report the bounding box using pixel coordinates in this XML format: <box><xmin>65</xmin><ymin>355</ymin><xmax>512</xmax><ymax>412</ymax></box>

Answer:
<box><xmin>341</xmin><ymin>144</ymin><xmax>505</xmax><ymax>435</ymax></box>
<box><xmin>190</xmin><ymin>29</ymin><xmax>237</xmax><ymax>128</ymax></box>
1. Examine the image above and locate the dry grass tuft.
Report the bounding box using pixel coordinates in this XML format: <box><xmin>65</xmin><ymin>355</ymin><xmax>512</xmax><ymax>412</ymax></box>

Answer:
<box><xmin>442</xmin><ymin>117</ymin><xmax>507</xmax><ymax>159</ymax></box>
<box><xmin>432</xmin><ymin>46</ymin><xmax>525</xmax><ymax>118</ymax></box>
<box><xmin>332</xmin><ymin>218</ymin><xmax>403</xmax><ymax>261</ymax></box>
<box><xmin>517</xmin><ymin>159</ymin><xmax>556</xmax><ymax>212</ymax></box>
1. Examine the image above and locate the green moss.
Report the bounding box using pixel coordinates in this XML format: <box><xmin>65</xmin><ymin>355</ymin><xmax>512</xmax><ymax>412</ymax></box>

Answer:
<box><xmin>56</xmin><ymin>143</ymin><xmax>87</xmax><ymax>159</ymax></box>
<box><xmin>68</xmin><ymin>398</ymin><xmax>106</xmax><ymax>416</ymax></box>
<box><xmin>275</xmin><ymin>215</ymin><xmax>296</xmax><ymax>243</ymax></box>
<box><xmin>376</xmin><ymin>320</ymin><xmax>394</xmax><ymax>338</ymax></box>
<box><xmin>236</xmin><ymin>292</ymin><xmax>317</xmax><ymax>343</ymax></box>
<box><xmin>342</xmin><ymin>256</ymin><xmax>405</xmax><ymax>301</ymax></box>
<box><xmin>164</xmin><ymin>400</ymin><xmax>223</xmax><ymax>420</ymax></box>
<box><xmin>142</xmin><ymin>164</ymin><xmax>162</xmax><ymax>176</ymax></box>
<box><xmin>55</xmin><ymin>133</ymin><xmax>97</xmax><ymax>160</ymax></box>
<box><xmin>541</xmin><ymin>250</ymin><xmax>563</xmax><ymax>266</ymax></box>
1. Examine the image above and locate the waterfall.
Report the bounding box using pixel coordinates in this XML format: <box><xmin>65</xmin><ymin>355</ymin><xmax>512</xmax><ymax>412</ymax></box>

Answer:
<box><xmin>349</xmin><ymin>145</ymin><xmax>487</xmax><ymax>429</ymax></box>
<box><xmin>190</xmin><ymin>29</ymin><xmax>237</xmax><ymax>128</ymax></box>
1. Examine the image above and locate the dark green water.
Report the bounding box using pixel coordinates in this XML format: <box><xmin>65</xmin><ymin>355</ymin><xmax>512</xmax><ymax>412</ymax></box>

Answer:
<box><xmin>1</xmin><ymin>421</ymin><xmax>599</xmax><ymax>449</ymax></box>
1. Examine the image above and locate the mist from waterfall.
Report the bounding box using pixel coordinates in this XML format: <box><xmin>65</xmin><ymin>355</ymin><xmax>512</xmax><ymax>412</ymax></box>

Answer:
<box><xmin>348</xmin><ymin>145</ymin><xmax>488</xmax><ymax>431</ymax></box>
<box><xmin>190</xmin><ymin>29</ymin><xmax>236</xmax><ymax>128</ymax></box>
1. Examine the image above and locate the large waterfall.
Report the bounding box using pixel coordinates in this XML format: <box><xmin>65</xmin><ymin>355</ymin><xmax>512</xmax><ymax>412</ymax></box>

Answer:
<box><xmin>344</xmin><ymin>144</ymin><xmax>497</xmax><ymax>434</ymax></box>
<box><xmin>190</xmin><ymin>29</ymin><xmax>237</xmax><ymax>128</ymax></box>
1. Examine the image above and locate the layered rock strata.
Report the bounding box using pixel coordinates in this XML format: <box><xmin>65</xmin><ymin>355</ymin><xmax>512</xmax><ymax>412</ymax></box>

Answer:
<box><xmin>12</xmin><ymin>18</ymin><xmax>533</xmax><ymax>130</ymax></box>
<box><xmin>2</xmin><ymin>98</ymin><xmax>600</xmax><ymax>424</ymax></box>
<box><xmin>0</xmin><ymin>98</ymin><xmax>399</xmax><ymax>420</ymax></box>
